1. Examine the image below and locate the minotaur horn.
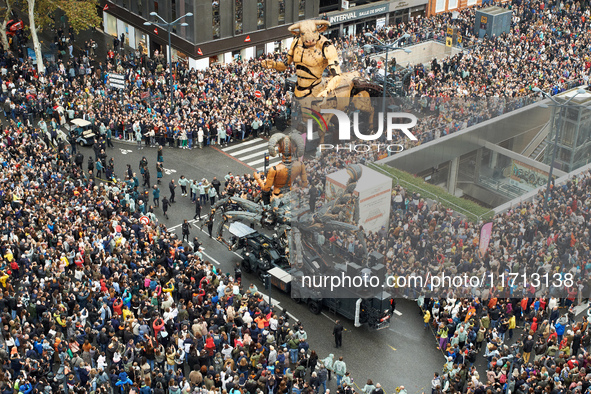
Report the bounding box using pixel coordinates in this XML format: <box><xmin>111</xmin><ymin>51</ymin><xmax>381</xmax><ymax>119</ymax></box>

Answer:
<box><xmin>268</xmin><ymin>133</ymin><xmax>287</xmax><ymax>157</ymax></box>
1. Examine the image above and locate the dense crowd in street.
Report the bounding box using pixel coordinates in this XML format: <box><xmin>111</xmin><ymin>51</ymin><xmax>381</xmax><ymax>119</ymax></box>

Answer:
<box><xmin>2</xmin><ymin>0</ymin><xmax>591</xmax><ymax>392</ymax></box>
<box><xmin>420</xmin><ymin>293</ymin><xmax>591</xmax><ymax>394</ymax></box>
<box><xmin>3</xmin><ymin>0</ymin><xmax>590</xmax><ymax>152</ymax></box>
<box><xmin>0</xmin><ymin>112</ymin><xmax>352</xmax><ymax>394</ymax></box>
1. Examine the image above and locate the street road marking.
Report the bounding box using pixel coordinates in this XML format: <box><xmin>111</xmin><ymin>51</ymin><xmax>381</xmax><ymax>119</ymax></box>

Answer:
<box><xmin>388</xmin><ymin>345</ymin><xmax>397</xmax><ymax>351</ymax></box>
<box><xmin>119</xmin><ymin>148</ymin><xmax>132</xmax><ymax>155</ymax></box>
<box><xmin>221</xmin><ymin>138</ymin><xmax>281</xmax><ymax>169</ymax></box>
<box><xmin>260</xmin><ymin>294</ymin><xmax>280</xmax><ymax>307</ymax></box>
<box><xmin>393</xmin><ymin>310</ymin><xmax>402</xmax><ymax>316</ymax></box>
<box><xmin>169</xmin><ymin>219</ymin><xmax>298</xmax><ymax>321</ymax></box>
<box><xmin>235</xmin><ymin>149</ymin><xmax>274</xmax><ymax>161</ymax></box>
<box><xmin>248</xmin><ymin>156</ymin><xmax>269</xmax><ymax>166</ymax></box>
<box><xmin>167</xmin><ymin>217</ymin><xmax>205</xmax><ymax>231</ymax></box>
<box><xmin>259</xmin><ymin>294</ymin><xmax>299</xmax><ymax>322</ymax></box>
<box><xmin>202</xmin><ymin>251</ymin><xmax>220</xmax><ymax>265</ymax></box>
<box><xmin>226</xmin><ymin>142</ymin><xmax>269</xmax><ymax>156</ymax></box>
<box><xmin>574</xmin><ymin>302</ymin><xmax>589</xmax><ymax>316</ymax></box>
<box><xmin>222</xmin><ymin>138</ymin><xmax>265</xmax><ymax>151</ymax></box>
<box><xmin>161</xmin><ymin>219</ymin><xmax>220</xmax><ymax>265</ymax></box>
<box><xmin>163</xmin><ymin>168</ymin><xmax>177</xmax><ymax>175</ymax></box>
<box><xmin>321</xmin><ymin>312</ymin><xmax>349</xmax><ymax>331</ymax></box>
<box><xmin>256</xmin><ymin>163</ymin><xmax>277</xmax><ymax>171</ymax></box>
<box><xmin>321</xmin><ymin>312</ymin><xmax>336</xmax><ymax>323</ymax></box>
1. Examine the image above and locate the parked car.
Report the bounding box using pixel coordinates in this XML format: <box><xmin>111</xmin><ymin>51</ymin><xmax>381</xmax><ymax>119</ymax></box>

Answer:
<box><xmin>64</xmin><ymin>118</ymin><xmax>96</xmax><ymax>146</ymax></box>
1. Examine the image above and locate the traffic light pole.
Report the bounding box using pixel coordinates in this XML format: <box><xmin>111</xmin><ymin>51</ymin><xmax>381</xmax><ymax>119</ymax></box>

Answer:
<box><xmin>264</xmin><ymin>153</ymin><xmax>269</xmax><ymax>174</ymax></box>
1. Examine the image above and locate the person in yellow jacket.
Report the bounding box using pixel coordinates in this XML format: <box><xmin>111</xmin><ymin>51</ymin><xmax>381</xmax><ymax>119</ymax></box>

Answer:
<box><xmin>54</xmin><ymin>312</ymin><xmax>67</xmax><ymax>329</ymax></box>
<box><xmin>508</xmin><ymin>314</ymin><xmax>516</xmax><ymax>340</ymax></box>
<box><xmin>3</xmin><ymin>250</ymin><xmax>13</xmax><ymax>262</ymax></box>
<box><xmin>162</xmin><ymin>280</ymin><xmax>174</xmax><ymax>295</ymax></box>
<box><xmin>121</xmin><ymin>306</ymin><xmax>133</xmax><ymax>321</ymax></box>
<box><xmin>424</xmin><ymin>310</ymin><xmax>431</xmax><ymax>330</ymax></box>
<box><xmin>0</xmin><ymin>270</ymin><xmax>9</xmax><ymax>288</ymax></box>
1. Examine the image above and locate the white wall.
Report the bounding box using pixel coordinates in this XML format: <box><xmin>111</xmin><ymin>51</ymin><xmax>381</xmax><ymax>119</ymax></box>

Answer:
<box><xmin>282</xmin><ymin>37</ymin><xmax>294</xmax><ymax>51</ymax></box>
<box><xmin>126</xmin><ymin>25</ymin><xmax>136</xmax><ymax>48</ymax></box>
<box><xmin>193</xmin><ymin>58</ymin><xmax>209</xmax><ymax>70</ymax></box>
<box><xmin>224</xmin><ymin>52</ymin><xmax>233</xmax><ymax>64</ymax></box>
<box><xmin>116</xmin><ymin>19</ymin><xmax>126</xmax><ymax>40</ymax></box>
<box><xmin>104</xmin><ymin>13</ymin><xmax>118</xmax><ymax>37</ymax></box>
<box><xmin>265</xmin><ymin>42</ymin><xmax>275</xmax><ymax>54</ymax></box>
<box><xmin>240</xmin><ymin>46</ymin><xmax>255</xmax><ymax>60</ymax></box>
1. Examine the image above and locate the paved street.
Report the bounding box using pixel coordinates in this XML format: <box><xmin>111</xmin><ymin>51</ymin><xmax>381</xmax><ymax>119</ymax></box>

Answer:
<box><xmin>220</xmin><ymin>138</ymin><xmax>283</xmax><ymax>171</ymax></box>
<box><xmin>75</xmin><ymin>139</ymin><xmax>445</xmax><ymax>394</ymax></box>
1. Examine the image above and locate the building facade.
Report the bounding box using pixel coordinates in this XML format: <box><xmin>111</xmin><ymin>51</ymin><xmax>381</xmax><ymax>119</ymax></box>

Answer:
<box><xmin>101</xmin><ymin>0</ymin><xmax>427</xmax><ymax>70</ymax></box>
<box><xmin>427</xmin><ymin>0</ymin><xmax>482</xmax><ymax>15</ymax></box>
<box><xmin>324</xmin><ymin>0</ymin><xmax>427</xmax><ymax>40</ymax></box>
<box><xmin>103</xmin><ymin>0</ymin><xmax>319</xmax><ymax>69</ymax></box>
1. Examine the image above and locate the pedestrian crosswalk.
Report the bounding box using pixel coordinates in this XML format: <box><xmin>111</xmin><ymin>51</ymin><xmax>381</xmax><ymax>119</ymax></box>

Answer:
<box><xmin>221</xmin><ymin>138</ymin><xmax>282</xmax><ymax>171</ymax></box>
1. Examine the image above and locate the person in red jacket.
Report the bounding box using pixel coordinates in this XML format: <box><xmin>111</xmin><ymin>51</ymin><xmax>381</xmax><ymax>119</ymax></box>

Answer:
<box><xmin>113</xmin><ymin>298</ymin><xmax>123</xmax><ymax>316</ymax></box>
<box><xmin>153</xmin><ymin>315</ymin><xmax>165</xmax><ymax>340</ymax></box>
<box><xmin>205</xmin><ymin>334</ymin><xmax>216</xmax><ymax>356</ymax></box>
<box><xmin>100</xmin><ymin>279</ymin><xmax>108</xmax><ymax>293</ymax></box>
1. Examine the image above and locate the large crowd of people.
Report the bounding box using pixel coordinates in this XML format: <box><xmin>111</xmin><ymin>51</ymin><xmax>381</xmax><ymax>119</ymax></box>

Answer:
<box><xmin>4</xmin><ymin>0</ymin><xmax>590</xmax><ymax>153</ymax></box>
<box><xmin>0</xmin><ymin>103</ymin><xmax>340</xmax><ymax>394</ymax></box>
<box><xmin>1</xmin><ymin>0</ymin><xmax>591</xmax><ymax>392</ymax></box>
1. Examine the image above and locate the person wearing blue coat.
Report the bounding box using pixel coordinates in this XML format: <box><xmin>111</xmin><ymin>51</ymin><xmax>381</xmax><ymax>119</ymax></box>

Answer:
<box><xmin>555</xmin><ymin>316</ymin><xmax>567</xmax><ymax>342</ymax></box>
<box><xmin>115</xmin><ymin>371</ymin><xmax>132</xmax><ymax>393</ymax></box>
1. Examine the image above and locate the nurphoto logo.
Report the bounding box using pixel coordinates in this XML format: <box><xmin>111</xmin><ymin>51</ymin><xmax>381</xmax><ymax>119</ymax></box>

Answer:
<box><xmin>305</xmin><ymin>108</ymin><xmax>418</xmax><ymax>152</ymax></box>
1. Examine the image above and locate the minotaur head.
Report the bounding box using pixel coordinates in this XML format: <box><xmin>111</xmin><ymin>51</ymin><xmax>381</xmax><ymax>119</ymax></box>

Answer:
<box><xmin>288</xmin><ymin>20</ymin><xmax>330</xmax><ymax>48</ymax></box>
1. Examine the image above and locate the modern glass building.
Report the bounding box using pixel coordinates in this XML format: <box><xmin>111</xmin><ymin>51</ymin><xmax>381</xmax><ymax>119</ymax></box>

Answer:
<box><xmin>543</xmin><ymin>90</ymin><xmax>591</xmax><ymax>173</ymax></box>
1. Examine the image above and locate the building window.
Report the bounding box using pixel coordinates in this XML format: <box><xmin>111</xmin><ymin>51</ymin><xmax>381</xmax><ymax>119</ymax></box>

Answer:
<box><xmin>106</xmin><ymin>13</ymin><xmax>118</xmax><ymax>36</ymax></box>
<box><xmin>447</xmin><ymin>0</ymin><xmax>457</xmax><ymax>9</ymax></box>
<box><xmin>435</xmin><ymin>0</ymin><xmax>445</xmax><ymax>12</ymax></box>
<box><xmin>235</xmin><ymin>0</ymin><xmax>243</xmax><ymax>34</ymax></box>
<box><xmin>257</xmin><ymin>0</ymin><xmax>265</xmax><ymax>30</ymax></box>
<box><xmin>135</xmin><ymin>31</ymin><xmax>148</xmax><ymax>54</ymax></box>
<box><xmin>153</xmin><ymin>0</ymin><xmax>158</xmax><ymax>13</ymax></box>
<box><xmin>278</xmin><ymin>0</ymin><xmax>285</xmax><ymax>24</ymax></box>
<box><xmin>213</xmin><ymin>0</ymin><xmax>220</xmax><ymax>39</ymax></box>
<box><xmin>466</xmin><ymin>0</ymin><xmax>477</xmax><ymax>5</ymax></box>
<box><xmin>299</xmin><ymin>0</ymin><xmax>306</xmax><ymax>19</ymax></box>
<box><xmin>171</xmin><ymin>0</ymin><xmax>178</xmax><ymax>33</ymax></box>
<box><xmin>184</xmin><ymin>0</ymin><xmax>194</xmax><ymax>42</ymax></box>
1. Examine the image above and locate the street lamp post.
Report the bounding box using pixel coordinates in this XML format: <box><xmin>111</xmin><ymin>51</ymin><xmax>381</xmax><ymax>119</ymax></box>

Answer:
<box><xmin>533</xmin><ymin>86</ymin><xmax>587</xmax><ymax>209</ymax></box>
<box><xmin>364</xmin><ymin>33</ymin><xmax>411</xmax><ymax>130</ymax></box>
<box><xmin>504</xmin><ymin>345</ymin><xmax>519</xmax><ymax>394</ymax></box>
<box><xmin>144</xmin><ymin>12</ymin><xmax>193</xmax><ymax>112</ymax></box>
<box><xmin>262</xmin><ymin>272</ymin><xmax>273</xmax><ymax>311</ymax></box>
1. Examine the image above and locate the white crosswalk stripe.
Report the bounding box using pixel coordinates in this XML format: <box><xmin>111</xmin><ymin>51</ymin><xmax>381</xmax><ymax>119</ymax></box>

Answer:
<box><xmin>222</xmin><ymin>138</ymin><xmax>264</xmax><ymax>152</ymax></box>
<box><xmin>222</xmin><ymin>138</ymin><xmax>281</xmax><ymax>170</ymax></box>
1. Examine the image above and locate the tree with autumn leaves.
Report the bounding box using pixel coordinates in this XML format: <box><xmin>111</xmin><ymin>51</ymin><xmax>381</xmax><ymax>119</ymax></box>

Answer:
<box><xmin>0</xmin><ymin>0</ymin><xmax>102</xmax><ymax>73</ymax></box>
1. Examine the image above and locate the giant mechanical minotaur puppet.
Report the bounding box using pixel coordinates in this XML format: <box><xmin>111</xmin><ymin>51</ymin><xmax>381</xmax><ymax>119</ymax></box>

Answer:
<box><xmin>256</xmin><ymin>19</ymin><xmax>382</xmax><ymax>202</ymax></box>
<box><xmin>262</xmin><ymin>19</ymin><xmax>382</xmax><ymax>144</ymax></box>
